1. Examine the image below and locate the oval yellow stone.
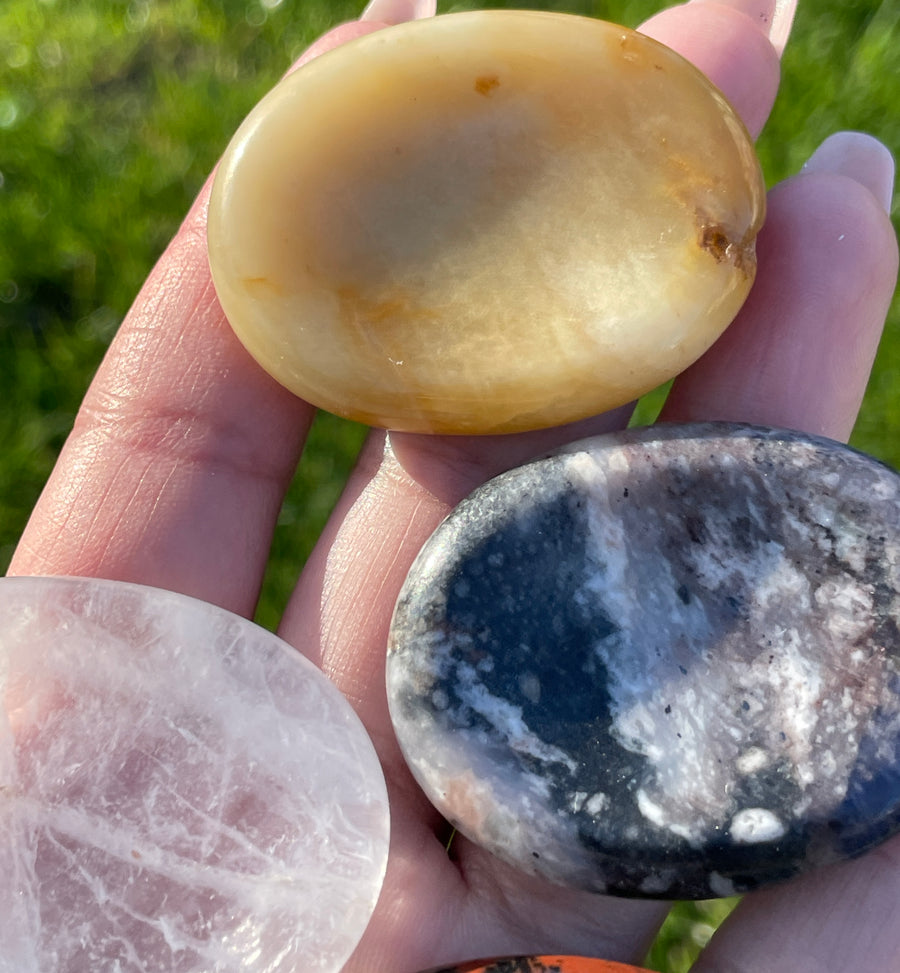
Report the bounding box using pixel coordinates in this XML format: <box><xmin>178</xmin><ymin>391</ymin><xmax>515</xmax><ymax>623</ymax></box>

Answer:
<box><xmin>208</xmin><ymin>11</ymin><xmax>765</xmax><ymax>434</ymax></box>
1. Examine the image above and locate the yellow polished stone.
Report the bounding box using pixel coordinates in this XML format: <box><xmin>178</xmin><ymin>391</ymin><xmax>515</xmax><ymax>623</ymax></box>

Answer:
<box><xmin>208</xmin><ymin>11</ymin><xmax>765</xmax><ymax>434</ymax></box>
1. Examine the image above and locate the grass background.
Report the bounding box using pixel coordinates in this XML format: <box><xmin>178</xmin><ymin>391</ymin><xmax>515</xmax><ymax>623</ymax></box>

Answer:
<box><xmin>1</xmin><ymin>0</ymin><xmax>898</xmax><ymax>969</ymax></box>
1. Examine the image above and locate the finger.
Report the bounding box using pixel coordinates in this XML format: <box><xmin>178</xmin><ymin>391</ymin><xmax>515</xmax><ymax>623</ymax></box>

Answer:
<box><xmin>8</xmin><ymin>180</ymin><xmax>311</xmax><ymax>615</ymax></box>
<box><xmin>6</xmin><ymin>15</ymin><xmax>408</xmax><ymax>616</ymax></box>
<box><xmin>360</xmin><ymin>0</ymin><xmax>436</xmax><ymax>26</ymax></box>
<box><xmin>676</xmin><ymin>144</ymin><xmax>900</xmax><ymax>973</ymax></box>
<box><xmin>659</xmin><ymin>132</ymin><xmax>898</xmax><ymax>440</ymax></box>
<box><xmin>692</xmin><ymin>840</ymin><xmax>900</xmax><ymax>973</ymax></box>
<box><xmin>281</xmin><ymin>3</ymin><xmax>795</xmax><ymax>969</ymax></box>
<box><xmin>288</xmin><ymin>432</ymin><xmax>671</xmax><ymax>973</ymax></box>
<box><xmin>638</xmin><ymin>0</ymin><xmax>791</xmax><ymax>138</ymax></box>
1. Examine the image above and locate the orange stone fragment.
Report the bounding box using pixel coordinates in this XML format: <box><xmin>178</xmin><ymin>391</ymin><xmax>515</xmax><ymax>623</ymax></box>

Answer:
<box><xmin>418</xmin><ymin>957</ymin><xmax>654</xmax><ymax>973</ymax></box>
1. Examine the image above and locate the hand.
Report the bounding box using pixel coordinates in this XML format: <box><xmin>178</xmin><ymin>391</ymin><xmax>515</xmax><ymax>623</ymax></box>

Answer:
<box><xmin>10</xmin><ymin>1</ymin><xmax>898</xmax><ymax>971</ymax></box>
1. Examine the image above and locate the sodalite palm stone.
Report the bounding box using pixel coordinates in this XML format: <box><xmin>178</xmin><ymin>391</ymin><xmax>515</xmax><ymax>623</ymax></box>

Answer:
<box><xmin>0</xmin><ymin>577</ymin><xmax>389</xmax><ymax>973</ymax></box>
<box><xmin>387</xmin><ymin>423</ymin><xmax>900</xmax><ymax>899</ymax></box>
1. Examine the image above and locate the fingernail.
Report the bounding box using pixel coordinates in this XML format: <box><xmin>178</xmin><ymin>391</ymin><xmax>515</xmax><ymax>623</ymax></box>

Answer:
<box><xmin>765</xmin><ymin>0</ymin><xmax>798</xmax><ymax>57</ymax></box>
<box><xmin>804</xmin><ymin>131</ymin><xmax>895</xmax><ymax>215</ymax></box>
<box><xmin>360</xmin><ymin>0</ymin><xmax>436</xmax><ymax>24</ymax></box>
<box><xmin>690</xmin><ymin>0</ymin><xmax>798</xmax><ymax>56</ymax></box>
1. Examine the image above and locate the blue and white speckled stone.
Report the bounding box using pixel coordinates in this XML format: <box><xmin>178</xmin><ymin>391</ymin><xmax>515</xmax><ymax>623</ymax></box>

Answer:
<box><xmin>386</xmin><ymin>423</ymin><xmax>900</xmax><ymax>899</ymax></box>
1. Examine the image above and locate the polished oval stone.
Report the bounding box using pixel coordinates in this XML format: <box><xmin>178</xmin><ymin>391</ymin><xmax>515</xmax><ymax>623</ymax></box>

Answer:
<box><xmin>419</xmin><ymin>957</ymin><xmax>653</xmax><ymax>973</ymax></box>
<box><xmin>208</xmin><ymin>12</ymin><xmax>764</xmax><ymax>434</ymax></box>
<box><xmin>387</xmin><ymin>423</ymin><xmax>900</xmax><ymax>898</ymax></box>
<box><xmin>0</xmin><ymin>577</ymin><xmax>389</xmax><ymax>972</ymax></box>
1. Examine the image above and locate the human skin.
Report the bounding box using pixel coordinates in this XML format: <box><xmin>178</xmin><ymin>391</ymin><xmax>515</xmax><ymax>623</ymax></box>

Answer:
<box><xmin>9</xmin><ymin>1</ymin><xmax>899</xmax><ymax>971</ymax></box>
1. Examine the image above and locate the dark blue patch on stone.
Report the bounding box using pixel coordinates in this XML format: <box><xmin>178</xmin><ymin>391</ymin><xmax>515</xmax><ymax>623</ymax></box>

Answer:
<box><xmin>387</xmin><ymin>423</ymin><xmax>900</xmax><ymax>899</ymax></box>
<box><xmin>439</xmin><ymin>488</ymin><xmax>619</xmax><ymax>754</ymax></box>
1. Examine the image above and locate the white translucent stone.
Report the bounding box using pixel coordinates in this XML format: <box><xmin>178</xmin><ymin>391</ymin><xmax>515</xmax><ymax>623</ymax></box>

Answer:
<box><xmin>0</xmin><ymin>577</ymin><xmax>389</xmax><ymax>973</ymax></box>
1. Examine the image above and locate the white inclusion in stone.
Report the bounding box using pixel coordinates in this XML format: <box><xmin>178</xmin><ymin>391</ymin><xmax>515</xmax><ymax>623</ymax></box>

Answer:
<box><xmin>452</xmin><ymin>661</ymin><xmax>578</xmax><ymax>774</ymax></box>
<box><xmin>639</xmin><ymin>870</ymin><xmax>676</xmax><ymax>895</ymax></box>
<box><xmin>636</xmin><ymin>789</ymin><xmax>668</xmax><ymax>828</ymax></box>
<box><xmin>584</xmin><ymin>792</ymin><xmax>609</xmax><ymax>816</ymax></box>
<box><xmin>0</xmin><ymin>576</ymin><xmax>389</xmax><ymax>973</ymax></box>
<box><xmin>736</xmin><ymin>747</ymin><xmax>770</xmax><ymax>776</ymax></box>
<box><xmin>569</xmin><ymin>791</ymin><xmax>609</xmax><ymax>815</ymax></box>
<box><xmin>561</xmin><ymin>442</ymin><xmax>900</xmax><ymax>846</ymax></box>
<box><xmin>636</xmin><ymin>789</ymin><xmax>697</xmax><ymax>844</ymax></box>
<box><xmin>708</xmin><ymin>872</ymin><xmax>737</xmax><ymax>898</ymax></box>
<box><xmin>730</xmin><ymin>808</ymin><xmax>787</xmax><ymax>844</ymax></box>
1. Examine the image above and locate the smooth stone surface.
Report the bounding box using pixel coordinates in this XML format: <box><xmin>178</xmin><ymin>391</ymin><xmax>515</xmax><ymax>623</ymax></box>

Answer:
<box><xmin>0</xmin><ymin>577</ymin><xmax>389</xmax><ymax>972</ymax></box>
<box><xmin>421</xmin><ymin>957</ymin><xmax>652</xmax><ymax>973</ymax></box>
<box><xmin>208</xmin><ymin>11</ymin><xmax>764</xmax><ymax>434</ymax></box>
<box><xmin>387</xmin><ymin>423</ymin><xmax>900</xmax><ymax>898</ymax></box>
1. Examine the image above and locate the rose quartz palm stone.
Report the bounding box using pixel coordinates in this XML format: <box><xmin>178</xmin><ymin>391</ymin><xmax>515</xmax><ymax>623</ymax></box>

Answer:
<box><xmin>0</xmin><ymin>577</ymin><xmax>389</xmax><ymax>973</ymax></box>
